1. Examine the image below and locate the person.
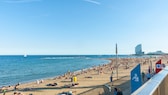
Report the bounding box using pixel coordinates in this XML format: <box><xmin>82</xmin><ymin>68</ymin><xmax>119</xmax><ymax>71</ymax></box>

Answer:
<box><xmin>146</xmin><ymin>72</ymin><xmax>151</xmax><ymax>80</ymax></box>
<box><xmin>162</xmin><ymin>64</ymin><xmax>165</xmax><ymax>68</ymax></box>
<box><xmin>114</xmin><ymin>88</ymin><xmax>118</xmax><ymax>95</ymax></box>
<box><xmin>148</xmin><ymin>66</ymin><xmax>151</xmax><ymax>73</ymax></box>
<box><xmin>40</xmin><ymin>79</ymin><xmax>44</xmax><ymax>83</ymax></box>
<box><xmin>14</xmin><ymin>85</ymin><xmax>18</xmax><ymax>90</ymax></box>
<box><xmin>13</xmin><ymin>92</ymin><xmax>17</xmax><ymax>95</ymax></box>
<box><xmin>14</xmin><ymin>83</ymin><xmax>20</xmax><ymax>90</ymax></box>
<box><xmin>142</xmin><ymin>71</ymin><xmax>145</xmax><ymax>82</ymax></box>
<box><xmin>117</xmin><ymin>88</ymin><xmax>123</xmax><ymax>95</ymax></box>
<box><xmin>110</xmin><ymin>75</ymin><xmax>113</xmax><ymax>82</ymax></box>
<box><xmin>36</xmin><ymin>80</ymin><xmax>40</xmax><ymax>84</ymax></box>
<box><xmin>2</xmin><ymin>89</ymin><xmax>6</xmax><ymax>95</ymax></box>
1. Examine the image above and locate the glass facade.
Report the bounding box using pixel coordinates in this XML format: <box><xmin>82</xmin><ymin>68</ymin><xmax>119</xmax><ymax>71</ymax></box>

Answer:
<box><xmin>135</xmin><ymin>44</ymin><xmax>144</xmax><ymax>55</ymax></box>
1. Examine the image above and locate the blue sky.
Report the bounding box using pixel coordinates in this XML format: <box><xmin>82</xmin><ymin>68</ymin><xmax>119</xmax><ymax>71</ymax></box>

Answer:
<box><xmin>0</xmin><ymin>0</ymin><xmax>168</xmax><ymax>55</ymax></box>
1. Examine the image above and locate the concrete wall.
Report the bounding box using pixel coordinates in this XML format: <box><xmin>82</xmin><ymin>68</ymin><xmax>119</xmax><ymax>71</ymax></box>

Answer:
<box><xmin>131</xmin><ymin>66</ymin><xmax>168</xmax><ymax>95</ymax></box>
<box><xmin>153</xmin><ymin>75</ymin><xmax>168</xmax><ymax>95</ymax></box>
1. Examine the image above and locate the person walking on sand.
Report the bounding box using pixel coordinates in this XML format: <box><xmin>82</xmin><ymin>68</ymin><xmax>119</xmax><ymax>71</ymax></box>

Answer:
<box><xmin>110</xmin><ymin>71</ymin><xmax>114</xmax><ymax>85</ymax></box>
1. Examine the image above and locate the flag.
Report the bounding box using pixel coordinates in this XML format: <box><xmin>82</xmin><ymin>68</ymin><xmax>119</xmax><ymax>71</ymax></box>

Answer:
<box><xmin>131</xmin><ymin>64</ymin><xmax>142</xmax><ymax>93</ymax></box>
<box><xmin>155</xmin><ymin>59</ymin><xmax>162</xmax><ymax>73</ymax></box>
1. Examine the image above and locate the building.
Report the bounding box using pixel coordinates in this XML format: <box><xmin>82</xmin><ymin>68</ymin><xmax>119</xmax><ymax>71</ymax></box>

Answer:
<box><xmin>135</xmin><ymin>44</ymin><xmax>144</xmax><ymax>55</ymax></box>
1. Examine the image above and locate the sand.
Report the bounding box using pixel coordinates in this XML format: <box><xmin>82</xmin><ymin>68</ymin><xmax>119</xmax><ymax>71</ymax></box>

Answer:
<box><xmin>1</xmin><ymin>55</ymin><xmax>167</xmax><ymax>95</ymax></box>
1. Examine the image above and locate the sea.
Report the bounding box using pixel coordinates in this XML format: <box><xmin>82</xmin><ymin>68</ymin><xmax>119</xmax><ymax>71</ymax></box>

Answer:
<box><xmin>0</xmin><ymin>55</ymin><xmax>143</xmax><ymax>87</ymax></box>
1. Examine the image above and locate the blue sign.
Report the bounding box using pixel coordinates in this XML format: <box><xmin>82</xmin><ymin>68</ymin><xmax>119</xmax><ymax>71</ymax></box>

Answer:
<box><xmin>131</xmin><ymin>64</ymin><xmax>142</xmax><ymax>93</ymax></box>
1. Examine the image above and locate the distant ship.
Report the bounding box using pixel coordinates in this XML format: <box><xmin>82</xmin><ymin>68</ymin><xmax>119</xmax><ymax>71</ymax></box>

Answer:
<box><xmin>24</xmin><ymin>54</ymin><xmax>27</xmax><ymax>58</ymax></box>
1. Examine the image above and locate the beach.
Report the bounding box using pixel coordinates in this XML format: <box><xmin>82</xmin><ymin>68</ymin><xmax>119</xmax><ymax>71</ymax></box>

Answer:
<box><xmin>1</xmin><ymin>55</ymin><xmax>167</xmax><ymax>95</ymax></box>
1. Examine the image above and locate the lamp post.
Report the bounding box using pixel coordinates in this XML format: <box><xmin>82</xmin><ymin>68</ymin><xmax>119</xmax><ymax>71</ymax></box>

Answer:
<box><xmin>150</xmin><ymin>56</ymin><xmax>153</xmax><ymax>74</ymax></box>
<box><xmin>116</xmin><ymin>43</ymin><xmax>118</xmax><ymax>80</ymax></box>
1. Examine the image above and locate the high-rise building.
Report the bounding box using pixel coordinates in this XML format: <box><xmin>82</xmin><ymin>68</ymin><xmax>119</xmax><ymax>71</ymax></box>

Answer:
<box><xmin>135</xmin><ymin>44</ymin><xmax>144</xmax><ymax>55</ymax></box>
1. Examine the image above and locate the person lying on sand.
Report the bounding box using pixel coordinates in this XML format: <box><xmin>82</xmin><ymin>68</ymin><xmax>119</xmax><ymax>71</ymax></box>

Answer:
<box><xmin>46</xmin><ymin>83</ymin><xmax>58</xmax><ymax>86</ymax></box>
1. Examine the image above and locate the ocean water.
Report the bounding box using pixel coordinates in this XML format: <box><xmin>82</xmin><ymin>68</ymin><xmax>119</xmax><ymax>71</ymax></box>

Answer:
<box><xmin>0</xmin><ymin>55</ymin><xmax>135</xmax><ymax>87</ymax></box>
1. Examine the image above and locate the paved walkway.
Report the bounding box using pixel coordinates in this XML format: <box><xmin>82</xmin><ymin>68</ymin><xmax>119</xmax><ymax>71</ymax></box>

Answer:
<box><xmin>78</xmin><ymin>75</ymin><xmax>131</xmax><ymax>95</ymax></box>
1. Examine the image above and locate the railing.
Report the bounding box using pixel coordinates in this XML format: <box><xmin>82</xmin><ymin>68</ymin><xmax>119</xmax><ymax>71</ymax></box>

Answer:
<box><xmin>132</xmin><ymin>66</ymin><xmax>168</xmax><ymax>95</ymax></box>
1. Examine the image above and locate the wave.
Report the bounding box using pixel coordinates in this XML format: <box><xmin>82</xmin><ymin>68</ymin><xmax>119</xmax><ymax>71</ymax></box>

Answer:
<box><xmin>41</xmin><ymin>56</ymin><xmax>91</xmax><ymax>60</ymax></box>
<box><xmin>41</xmin><ymin>56</ymin><xmax>84</xmax><ymax>60</ymax></box>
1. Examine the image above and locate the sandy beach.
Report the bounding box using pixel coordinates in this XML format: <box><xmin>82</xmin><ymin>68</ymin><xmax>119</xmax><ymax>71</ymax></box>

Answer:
<box><xmin>1</xmin><ymin>55</ymin><xmax>167</xmax><ymax>95</ymax></box>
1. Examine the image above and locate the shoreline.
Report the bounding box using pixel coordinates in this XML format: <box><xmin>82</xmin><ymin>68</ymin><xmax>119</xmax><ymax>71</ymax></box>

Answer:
<box><xmin>0</xmin><ymin>58</ymin><xmax>111</xmax><ymax>88</ymax></box>
<box><xmin>1</xmin><ymin>55</ymin><xmax>166</xmax><ymax>95</ymax></box>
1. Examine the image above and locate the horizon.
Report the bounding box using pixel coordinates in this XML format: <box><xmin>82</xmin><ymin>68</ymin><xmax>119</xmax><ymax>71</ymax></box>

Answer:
<box><xmin>1</xmin><ymin>0</ymin><xmax>168</xmax><ymax>55</ymax></box>
<box><xmin>0</xmin><ymin>51</ymin><xmax>165</xmax><ymax>57</ymax></box>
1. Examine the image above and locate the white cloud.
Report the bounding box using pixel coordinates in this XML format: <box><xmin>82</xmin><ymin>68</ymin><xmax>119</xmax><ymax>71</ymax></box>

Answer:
<box><xmin>2</xmin><ymin>0</ymin><xmax>41</xmax><ymax>3</ymax></box>
<box><xmin>83</xmin><ymin>0</ymin><xmax>101</xmax><ymax>5</ymax></box>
